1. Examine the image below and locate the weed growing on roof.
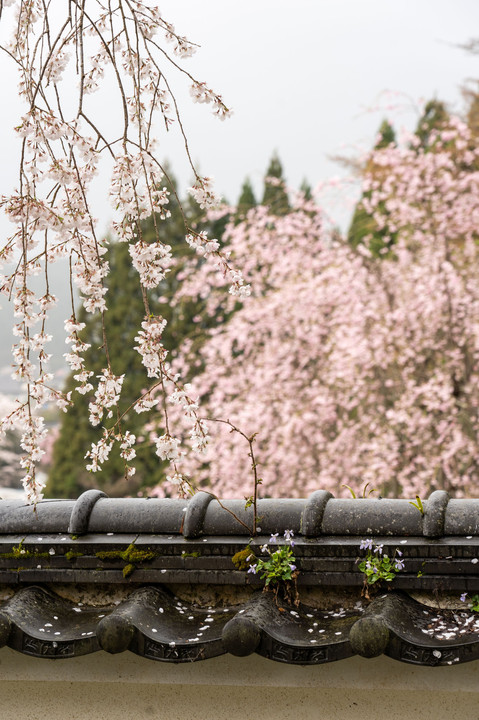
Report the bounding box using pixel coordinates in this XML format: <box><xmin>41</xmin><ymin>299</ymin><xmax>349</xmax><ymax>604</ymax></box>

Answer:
<box><xmin>460</xmin><ymin>593</ymin><xmax>479</xmax><ymax>612</ymax></box>
<box><xmin>247</xmin><ymin>530</ymin><xmax>299</xmax><ymax>606</ymax></box>
<box><xmin>409</xmin><ymin>495</ymin><xmax>425</xmax><ymax>516</ymax></box>
<box><xmin>342</xmin><ymin>482</ymin><xmax>378</xmax><ymax>498</ymax></box>
<box><xmin>358</xmin><ymin>538</ymin><xmax>404</xmax><ymax>597</ymax></box>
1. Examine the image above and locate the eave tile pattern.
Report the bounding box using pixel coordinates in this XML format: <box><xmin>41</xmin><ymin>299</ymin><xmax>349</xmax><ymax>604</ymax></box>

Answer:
<box><xmin>1</xmin><ymin>585</ymin><xmax>479</xmax><ymax>666</ymax></box>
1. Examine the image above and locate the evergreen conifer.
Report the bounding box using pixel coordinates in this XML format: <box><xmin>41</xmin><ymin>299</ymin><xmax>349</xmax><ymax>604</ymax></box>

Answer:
<box><xmin>348</xmin><ymin>120</ymin><xmax>397</xmax><ymax>254</ymax></box>
<box><xmin>414</xmin><ymin>99</ymin><xmax>449</xmax><ymax>150</ymax></box>
<box><xmin>234</xmin><ymin>178</ymin><xmax>256</xmax><ymax>224</ymax></box>
<box><xmin>262</xmin><ymin>154</ymin><xmax>290</xmax><ymax>215</ymax></box>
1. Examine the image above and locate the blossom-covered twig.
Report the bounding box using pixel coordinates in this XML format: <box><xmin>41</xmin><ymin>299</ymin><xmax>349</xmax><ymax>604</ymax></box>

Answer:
<box><xmin>0</xmin><ymin>1</ymin><xmax>241</xmax><ymax>502</ymax></box>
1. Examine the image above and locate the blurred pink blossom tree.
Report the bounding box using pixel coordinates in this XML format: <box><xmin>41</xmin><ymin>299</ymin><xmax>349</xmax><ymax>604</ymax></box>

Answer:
<box><xmin>149</xmin><ymin>116</ymin><xmax>479</xmax><ymax>499</ymax></box>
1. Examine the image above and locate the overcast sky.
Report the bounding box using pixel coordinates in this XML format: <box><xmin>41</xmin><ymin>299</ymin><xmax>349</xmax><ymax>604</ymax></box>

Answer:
<box><xmin>0</xmin><ymin>1</ymin><xmax>478</xmax><ymax>386</ymax></box>
<box><xmin>155</xmin><ymin>0</ymin><xmax>479</xmax><ymax>217</ymax></box>
<box><xmin>0</xmin><ymin>1</ymin><xmax>478</xmax><ymax>233</ymax></box>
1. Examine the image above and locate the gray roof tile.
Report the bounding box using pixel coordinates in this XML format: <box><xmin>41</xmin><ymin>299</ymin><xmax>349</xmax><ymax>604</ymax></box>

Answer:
<box><xmin>0</xmin><ymin>490</ymin><xmax>477</xmax><ymax>666</ymax></box>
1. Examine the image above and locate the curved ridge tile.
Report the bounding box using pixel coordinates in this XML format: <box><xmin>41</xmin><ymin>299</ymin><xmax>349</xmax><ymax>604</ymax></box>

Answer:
<box><xmin>353</xmin><ymin>591</ymin><xmax>479</xmax><ymax>666</ymax></box>
<box><xmin>183</xmin><ymin>492</ymin><xmax>215</xmax><ymax>539</ymax></box>
<box><xmin>68</xmin><ymin>489</ymin><xmax>108</xmax><ymax>536</ymax></box>
<box><xmin>2</xmin><ymin>586</ymin><xmax>110</xmax><ymax>658</ymax></box>
<box><xmin>102</xmin><ymin>586</ymin><xmax>237</xmax><ymax>662</ymax></box>
<box><xmin>423</xmin><ymin>490</ymin><xmax>449</xmax><ymax>538</ymax></box>
<box><xmin>301</xmin><ymin>490</ymin><xmax>333</xmax><ymax>537</ymax></box>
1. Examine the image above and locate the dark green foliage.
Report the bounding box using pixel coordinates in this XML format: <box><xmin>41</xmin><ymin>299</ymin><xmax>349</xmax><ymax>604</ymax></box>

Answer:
<box><xmin>375</xmin><ymin>119</ymin><xmax>396</xmax><ymax>149</ymax></box>
<box><xmin>262</xmin><ymin>153</ymin><xmax>290</xmax><ymax>215</ymax></box>
<box><xmin>255</xmin><ymin>544</ymin><xmax>297</xmax><ymax>587</ymax></box>
<box><xmin>299</xmin><ymin>178</ymin><xmax>313</xmax><ymax>200</ymax></box>
<box><xmin>414</xmin><ymin>99</ymin><xmax>449</xmax><ymax>150</ymax></box>
<box><xmin>47</xmin><ymin>239</ymin><xmax>164</xmax><ymax>498</ymax></box>
<box><xmin>234</xmin><ymin>178</ymin><xmax>257</xmax><ymax>224</ymax></box>
<box><xmin>348</xmin><ymin>203</ymin><xmax>397</xmax><ymax>258</ymax></box>
<box><xmin>465</xmin><ymin>85</ymin><xmax>479</xmax><ymax>140</ymax></box>
<box><xmin>348</xmin><ymin>120</ymin><xmax>397</xmax><ymax>256</ymax></box>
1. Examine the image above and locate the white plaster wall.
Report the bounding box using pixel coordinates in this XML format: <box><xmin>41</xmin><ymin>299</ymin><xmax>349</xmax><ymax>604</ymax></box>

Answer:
<box><xmin>0</xmin><ymin>647</ymin><xmax>478</xmax><ymax>720</ymax></box>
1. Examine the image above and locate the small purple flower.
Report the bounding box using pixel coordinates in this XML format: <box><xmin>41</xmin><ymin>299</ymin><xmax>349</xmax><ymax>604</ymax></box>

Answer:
<box><xmin>394</xmin><ymin>559</ymin><xmax>405</xmax><ymax>571</ymax></box>
<box><xmin>374</xmin><ymin>544</ymin><xmax>384</xmax><ymax>555</ymax></box>
<box><xmin>396</xmin><ymin>549</ymin><xmax>403</xmax><ymax>557</ymax></box>
<box><xmin>360</xmin><ymin>538</ymin><xmax>373</xmax><ymax>551</ymax></box>
<box><xmin>460</xmin><ymin>592</ymin><xmax>468</xmax><ymax>602</ymax></box>
<box><xmin>289</xmin><ymin>564</ymin><xmax>296</xmax><ymax>572</ymax></box>
<box><xmin>260</xmin><ymin>544</ymin><xmax>269</xmax><ymax>554</ymax></box>
<box><xmin>284</xmin><ymin>529</ymin><xmax>294</xmax><ymax>543</ymax></box>
<box><xmin>247</xmin><ymin>564</ymin><xmax>258</xmax><ymax>574</ymax></box>
<box><xmin>269</xmin><ymin>533</ymin><xmax>279</xmax><ymax>544</ymax></box>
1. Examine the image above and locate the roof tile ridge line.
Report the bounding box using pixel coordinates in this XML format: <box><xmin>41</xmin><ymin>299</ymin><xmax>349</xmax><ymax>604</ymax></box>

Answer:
<box><xmin>68</xmin><ymin>489</ymin><xmax>109</xmax><ymax>536</ymax></box>
<box><xmin>423</xmin><ymin>490</ymin><xmax>450</xmax><ymax>539</ymax></box>
<box><xmin>301</xmin><ymin>490</ymin><xmax>333</xmax><ymax>537</ymax></box>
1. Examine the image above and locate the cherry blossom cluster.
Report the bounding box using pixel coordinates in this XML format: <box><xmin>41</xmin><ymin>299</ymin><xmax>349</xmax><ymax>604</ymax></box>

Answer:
<box><xmin>64</xmin><ymin>318</ymin><xmax>94</xmax><ymax>395</ymax></box>
<box><xmin>85</xmin><ymin>432</ymin><xmax>114</xmax><ymax>473</ymax></box>
<box><xmin>0</xmin><ymin>1</ymin><xmax>234</xmax><ymax>502</ymax></box>
<box><xmin>129</xmin><ymin>241</ymin><xmax>173</xmax><ymax>289</ymax></box>
<box><xmin>185</xmin><ymin>231</ymin><xmax>220</xmax><ymax>256</ymax></box>
<box><xmin>110</xmin><ymin>153</ymin><xmax>171</xmax><ymax>233</ymax></box>
<box><xmin>88</xmin><ymin>371</ymin><xmax>125</xmax><ymax>427</ymax></box>
<box><xmin>185</xmin><ymin>230</ymin><xmax>251</xmax><ymax>299</ymax></box>
<box><xmin>134</xmin><ymin>316</ymin><xmax>168</xmax><ymax>378</ymax></box>
<box><xmin>189</xmin><ymin>82</ymin><xmax>233</xmax><ymax>121</ymax></box>
<box><xmin>155</xmin><ymin>434</ymin><xmax>181</xmax><ymax>462</ymax></box>
<box><xmin>168</xmin><ymin>385</ymin><xmax>209</xmax><ymax>455</ymax></box>
<box><xmin>119</xmin><ymin>431</ymin><xmax>137</xmax><ymax>463</ymax></box>
<box><xmin>188</xmin><ymin>177</ymin><xmax>221</xmax><ymax>210</ymax></box>
<box><xmin>161</xmin><ymin>20</ymin><xmax>197</xmax><ymax>58</ymax></box>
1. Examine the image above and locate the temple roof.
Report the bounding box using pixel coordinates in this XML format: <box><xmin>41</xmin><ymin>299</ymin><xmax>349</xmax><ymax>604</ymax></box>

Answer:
<box><xmin>0</xmin><ymin>488</ymin><xmax>477</xmax><ymax>667</ymax></box>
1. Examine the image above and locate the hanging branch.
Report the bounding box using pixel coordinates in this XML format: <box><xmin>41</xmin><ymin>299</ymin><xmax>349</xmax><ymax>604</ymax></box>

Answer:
<box><xmin>0</xmin><ymin>1</ymin><xmax>249</xmax><ymax>504</ymax></box>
